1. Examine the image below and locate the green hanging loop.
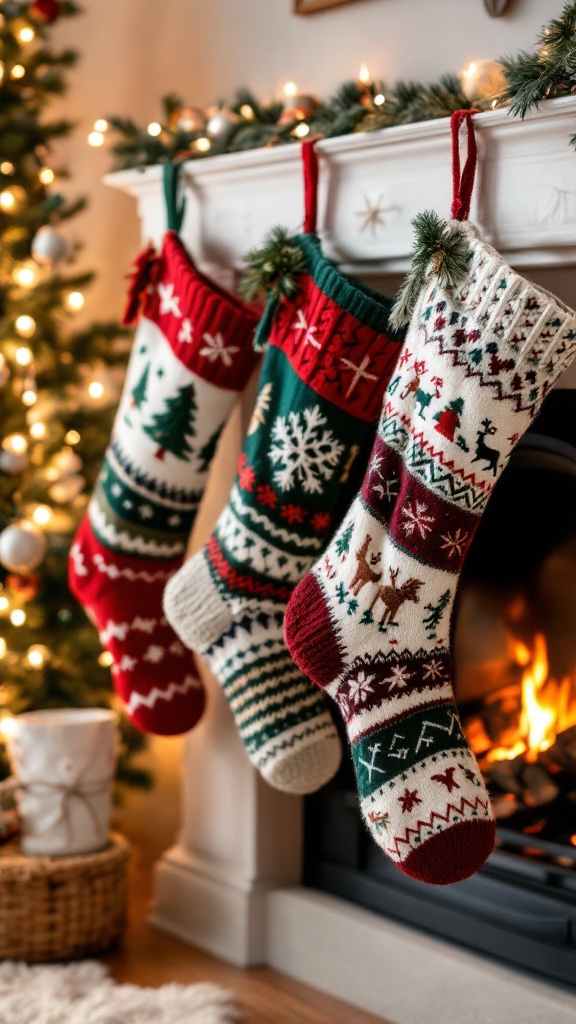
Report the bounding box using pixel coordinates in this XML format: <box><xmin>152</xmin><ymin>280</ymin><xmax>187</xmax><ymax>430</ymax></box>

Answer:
<box><xmin>253</xmin><ymin>292</ymin><xmax>279</xmax><ymax>352</ymax></box>
<box><xmin>163</xmin><ymin>160</ymin><xmax>186</xmax><ymax>234</ymax></box>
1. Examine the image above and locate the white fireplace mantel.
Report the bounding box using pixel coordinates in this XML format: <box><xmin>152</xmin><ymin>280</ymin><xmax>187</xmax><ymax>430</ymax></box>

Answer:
<box><xmin>107</xmin><ymin>95</ymin><xmax>576</xmax><ymax>278</ymax></box>
<box><xmin>108</xmin><ymin>101</ymin><xmax>576</xmax><ymax>1024</ymax></box>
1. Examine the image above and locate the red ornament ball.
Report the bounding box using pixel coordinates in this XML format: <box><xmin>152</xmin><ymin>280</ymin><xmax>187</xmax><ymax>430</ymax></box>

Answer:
<box><xmin>31</xmin><ymin>0</ymin><xmax>61</xmax><ymax>22</ymax></box>
<box><xmin>6</xmin><ymin>573</ymin><xmax>41</xmax><ymax>601</ymax></box>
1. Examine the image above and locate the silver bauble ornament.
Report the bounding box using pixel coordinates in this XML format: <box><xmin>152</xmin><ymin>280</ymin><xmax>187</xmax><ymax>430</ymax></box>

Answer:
<box><xmin>31</xmin><ymin>225</ymin><xmax>70</xmax><ymax>266</ymax></box>
<box><xmin>206</xmin><ymin>108</ymin><xmax>240</xmax><ymax>144</ymax></box>
<box><xmin>0</xmin><ymin>521</ymin><xmax>47</xmax><ymax>573</ymax></box>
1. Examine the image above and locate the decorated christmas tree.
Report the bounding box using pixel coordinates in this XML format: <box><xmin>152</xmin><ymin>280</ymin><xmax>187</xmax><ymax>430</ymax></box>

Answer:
<box><xmin>0</xmin><ymin>0</ymin><xmax>149</xmax><ymax>786</ymax></box>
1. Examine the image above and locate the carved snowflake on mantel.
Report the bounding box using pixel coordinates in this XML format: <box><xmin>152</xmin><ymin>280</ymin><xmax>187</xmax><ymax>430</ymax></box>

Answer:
<box><xmin>269</xmin><ymin>404</ymin><xmax>344</xmax><ymax>494</ymax></box>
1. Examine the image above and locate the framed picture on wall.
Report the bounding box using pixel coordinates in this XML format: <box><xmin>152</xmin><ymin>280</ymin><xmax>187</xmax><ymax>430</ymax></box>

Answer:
<box><xmin>294</xmin><ymin>0</ymin><xmax>360</xmax><ymax>13</ymax></box>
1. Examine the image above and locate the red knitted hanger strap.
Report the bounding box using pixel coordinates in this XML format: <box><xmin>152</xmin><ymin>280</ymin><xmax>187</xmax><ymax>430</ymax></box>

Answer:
<box><xmin>302</xmin><ymin>138</ymin><xmax>319</xmax><ymax>235</ymax></box>
<box><xmin>450</xmin><ymin>109</ymin><xmax>479</xmax><ymax>222</ymax></box>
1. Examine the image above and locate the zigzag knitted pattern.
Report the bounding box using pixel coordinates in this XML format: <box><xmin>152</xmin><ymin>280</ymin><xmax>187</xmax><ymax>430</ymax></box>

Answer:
<box><xmin>164</xmin><ymin>232</ymin><xmax>405</xmax><ymax>794</ymax></box>
<box><xmin>284</xmin><ymin>221</ymin><xmax>576</xmax><ymax>881</ymax></box>
<box><xmin>69</xmin><ymin>231</ymin><xmax>260</xmax><ymax>735</ymax></box>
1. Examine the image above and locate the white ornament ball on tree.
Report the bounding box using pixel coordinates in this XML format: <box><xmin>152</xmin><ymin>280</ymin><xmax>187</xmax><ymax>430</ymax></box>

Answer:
<box><xmin>461</xmin><ymin>59</ymin><xmax>507</xmax><ymax>102</ymax></box>
<box><xmin>31</xmin><ymin>225</ymin><xmax>70</xmax><ymax>266</ymax></box>
<box><xmin>0</xmin><ymin>447</ymin><xmax>30</xmax><ymax>475</ymax></box>
<box><xmin>0</xmin><ymin>521</ymin><xmax>48</xmax><ymax>573</ymax></box>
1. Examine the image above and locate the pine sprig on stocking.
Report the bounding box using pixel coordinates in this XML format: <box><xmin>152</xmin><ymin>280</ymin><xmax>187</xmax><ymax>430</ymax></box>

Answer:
<box><xmin>496</xmin><ymin>1</ymin><xmax>576</xmax><ymax>118</ymax></box>
<box><xmin>239</xmin><ymin>227</ymin><xmax>307</xmax><ymax>303</ymax></box>
<box><xmin>390</xmin><ymin>211</ymin><xmax>469</xmax><ymax>330</ymax></box>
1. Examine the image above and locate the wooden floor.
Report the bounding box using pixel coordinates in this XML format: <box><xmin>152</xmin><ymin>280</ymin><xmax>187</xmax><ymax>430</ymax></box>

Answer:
<box><xmin>103</xmin><ymin>855</ymin><xmax>389</xmax><ymax>1024</ymax></box>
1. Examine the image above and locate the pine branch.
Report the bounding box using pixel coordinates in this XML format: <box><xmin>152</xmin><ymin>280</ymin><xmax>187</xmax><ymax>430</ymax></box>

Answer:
<box><xmin>496</xmin><ymin>1</ymin><xmax>576</xmax><ymax>117</ymax></box>
<box><xmin>239</xmin><ymin>227</ymin><xmax>306</xmax><ymax>303</ymax></box>
<box><xmin>390</xmin><ymin>211</ymin><xmax>470</xmax><ymax>330</ymax></box>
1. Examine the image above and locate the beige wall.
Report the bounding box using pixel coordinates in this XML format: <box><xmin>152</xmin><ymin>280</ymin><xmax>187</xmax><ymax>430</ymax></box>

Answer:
<box><xmin>51</xmin><ymin>0</ymin><xmax>558</xmax><ymax>323</ymax></box>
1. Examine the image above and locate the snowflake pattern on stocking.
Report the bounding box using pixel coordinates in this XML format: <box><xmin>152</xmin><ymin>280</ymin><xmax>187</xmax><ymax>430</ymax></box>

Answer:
<box><xmin>268</xmin><ymin>404</ymin><xmax>344</xmax><ymax>494</ymax></box>
<box><xmin>199</xmin><ymin>331</ymin><xmax>239</xmax><ymax>366</ymax></box>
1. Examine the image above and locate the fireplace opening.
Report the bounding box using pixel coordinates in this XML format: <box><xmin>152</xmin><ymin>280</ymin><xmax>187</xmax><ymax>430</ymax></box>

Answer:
<box><xmin>304</xmin><ymin>389</ymin><xmax>576</xmax><ymax>986</ymax></box>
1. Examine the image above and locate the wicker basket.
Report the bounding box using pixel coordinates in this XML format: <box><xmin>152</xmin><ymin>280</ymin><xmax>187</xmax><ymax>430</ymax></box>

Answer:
<box><xmin>0</xmin><ymin>832</ymin><xmax>129</xmax><ymax>962</ymax></box>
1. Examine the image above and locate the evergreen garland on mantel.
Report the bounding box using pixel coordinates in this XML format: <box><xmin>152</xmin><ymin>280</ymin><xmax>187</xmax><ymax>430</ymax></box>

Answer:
<box><xmin>105</xmin><ymin>2</ymin><xmax>576</xmax><ymax>172</ymax></box>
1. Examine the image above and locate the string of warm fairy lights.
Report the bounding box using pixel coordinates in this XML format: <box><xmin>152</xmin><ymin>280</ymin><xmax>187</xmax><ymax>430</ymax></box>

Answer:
<box><xmin>86</xmin><ymin>56</ymin><xmax>509</xmax><ymax>168</ymax></box>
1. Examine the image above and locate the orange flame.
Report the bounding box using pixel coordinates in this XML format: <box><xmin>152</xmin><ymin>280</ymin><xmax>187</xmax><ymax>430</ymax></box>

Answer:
<box><xmin>487</xmin><ymin>634</ymin><xmax>572</xmax><ymax>764</ymax></box>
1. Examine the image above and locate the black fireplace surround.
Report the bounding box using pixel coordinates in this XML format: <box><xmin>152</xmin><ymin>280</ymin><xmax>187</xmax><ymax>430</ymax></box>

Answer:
<box><xmin>305</xmin><ymin>390</ymin><xmax>576</xmax><ymax>987</ymax></box>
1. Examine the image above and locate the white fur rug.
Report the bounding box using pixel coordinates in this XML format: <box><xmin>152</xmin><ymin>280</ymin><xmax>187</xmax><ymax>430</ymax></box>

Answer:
<box><xmin>0</xmin><ymin>961</ymin><xmax>240</xmax><ymax>1024</ymax></box>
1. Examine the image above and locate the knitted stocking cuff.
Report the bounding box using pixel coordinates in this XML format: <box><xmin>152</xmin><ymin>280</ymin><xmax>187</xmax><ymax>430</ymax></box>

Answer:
<box><xmin>143</xmin><ymin>230</ymin><xmax>260</xmax><ymax>395</ymax></box>
<box><xmin>267</xmin><ymin>232</ymin><xmax>404</xmax><ymax>425</ymax></box>
<box><xmin>451</xmin><ymin>222</ymin><xmax>576</xmax><ymax>419</ymax></box>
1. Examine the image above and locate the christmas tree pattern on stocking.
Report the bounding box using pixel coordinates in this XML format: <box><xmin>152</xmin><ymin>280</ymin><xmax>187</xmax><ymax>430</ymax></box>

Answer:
<box><xmin>164</xmin><ymin>184</ymin><xmax>405</xmax><ymax>794</ymax></box>
<box><xmin>284</xmin><ymin>112</ymin><xmax>576</xmax><ymax>881</ymax></box>
<box><xmin>69</xmin><ymin>230</ymin><xmax>260</xmax><ymax>734</ymax></box>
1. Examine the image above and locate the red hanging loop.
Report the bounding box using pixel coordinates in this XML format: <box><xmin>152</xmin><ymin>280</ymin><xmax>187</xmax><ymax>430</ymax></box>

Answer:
<box><xmin>121</xmin><ymin>242</ymin><xmax>160</xmax><ymax>326</ymax></box>
<box><xmin>450</xmin><ymin>110</ymin><xmax>479</xmax><ymax>222</ymax></box>
<box><xmin>302</xmin><ymin>138</ymin><xmax>319</xmax><ymax>235</ymax></box>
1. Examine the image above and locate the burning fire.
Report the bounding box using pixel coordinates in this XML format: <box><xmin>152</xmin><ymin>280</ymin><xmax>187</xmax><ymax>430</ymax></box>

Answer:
<box><xmin>485</xmin><ymin>634</ymin><xmax>574</xmax><ymax>764</ymax></box>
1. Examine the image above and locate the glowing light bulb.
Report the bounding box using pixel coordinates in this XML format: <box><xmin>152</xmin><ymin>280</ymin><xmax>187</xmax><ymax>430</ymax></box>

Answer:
<box><xmin>87</xmin><ymin>131</ymin><xmax>105</xmax><ymax>147</ymax></box>
<box><xmin>22</xmin><ymin>389</ymin><xmax>37</xmax><ymax>406</ymax></box>
<box><xmin>374</xmin><ymin>93</ymin><xmax>385</xmax><ymax>106</ymax></box>
<box><xmin>283</xmin><ymin>81</ymin><xmax>298</xmax><ymax>97</ymax></box>
<box><xmin>14</xmin><ymin>266</ymin><xmax>36</xmax><ymax>286</ymax></box>
<box><xmin>15</xmin><ymin>346</ymin><xmax>32</xmax><ymax>366</ymax></box>
<box><xmin>29</xmin><ymin>421</ymin><xmax>46</xmax><ymax>439</ymax></box>
<box><xmin>66</xmin><ymin>290</ymin><xmax>84</xmax><ymax>311</ymax></box>
<box><xmin>0</xmin><ymin>638</ymin><xmax>6</xmax><ymax>659</ymax></box>
<box><xmin>0</xmin><ymin>716</ymin><xmax>17</xmax><ymax>738</ymax></box>
<box><xmin>358</xmin><ymin>63</ymin><xmax>371</xmax><ymax>86</ymax></box>
<box><xmin>17</xmin><ymin>26</ymin><xmax>35</xmax><ymax>43</ymax></box>
<box><xmin>463</xmin><ymin>62</ymin><xmax>477</xmax><ymax>79</ymax></box>
<box><xmin>0</xmin><ymin>62</ymin><xmax>4</xmax><ymax>83</ymax></box>
<box><xmin>94</xmin><ymin>118</ymin><xmax>108</xmax><ymax>132</ymax></box>
<box><xmin>194</xmin><ymin>136</ymin><xmax>211</xmax><ymax>153</ymax></box>
<box><xmin>15</xmin><ymin>314</ymin><xmax>35</xmax><ymax>337</ymax></box>
<box><xmin>3</xmin><ymin>433</ymin><xmax>27</xmax><ymax>455</ymax></box>
<box><xmin>0</xmin><ymin>596</ymin><xmax>9</xmax><ymax>612</ymax></box>
<box><xmin>65</xmin><ymin>429</ymin><xmax>80</xmax><ymax>445</ymax></box>
<box><xmin>1</xmin><ymin>161</ymin><xmax>14</xmax><ymax>174</ymax></box>
<box><xmin>88</xmin><ymin>381</ymin><xmax>104</xmax><ymax>399</ymax></box>
<box><xmin>239</xmin><ymin>104</ymin><xmax>254</xmax><ymax>120</ymax></box>
<box><xmin>27</xmin><ymin>644</ymin><xmax>47</xmax><ymax>668</ymax></box>
<box><xmin>293</xmin><ymin>122</ymin><xmax>310</xmax><ymax>139</ymax></box>
<box><xmin>0</xmin><ymin>190</ymin><xmax>16</xmax><ymax>211</ymax></box>
<box><xmin>10</xmin><ymin>609</ymin><xmax>26</xmax><ymax>627</ymax></box>
<box><xmin>32</xmin><ymin>504</ymin><xmax>52</xmax><ymax>526</ymax></box>
<box><xmin>147</xmin><ymin>121</ymin><xmax>162</xmax><ymax>137</ymax></box>
<box><xmin>11</xmin><ymin>65</ymin><xmax>25</xmax><ymax>79</ymax></box>
<box><xmin>39</xmin><ymin>167</ymin><xmax>54</xmax><ymax>185</ymax></box>
<box><xmin>98</xmin><ymin>651</ymin><xmax>114</xmax><ymax>667</ymax></box>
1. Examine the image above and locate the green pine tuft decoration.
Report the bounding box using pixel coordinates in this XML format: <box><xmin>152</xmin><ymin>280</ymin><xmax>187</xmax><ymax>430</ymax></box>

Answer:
<box><xmin>239</xmin><ymin>227</ymin><xmax>307</xmax><ymax>303</ymax></box>
<box><xmin>390</xmin><ymin>211</ymin><xmax>470</xmax><ymax>330</ymax></box>
<box><xmin>497</xmin><ymin>1</ymin><xmax>576</xmax><ymax>119</ymax></box>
